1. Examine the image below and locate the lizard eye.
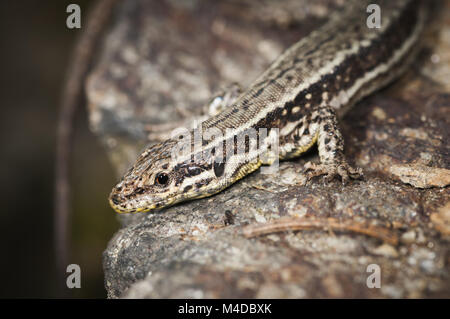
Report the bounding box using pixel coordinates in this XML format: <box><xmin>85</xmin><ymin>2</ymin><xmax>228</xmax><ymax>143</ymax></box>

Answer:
<box><xmin>155</xmin><ymin>172</ymin><xmax>169</xmax><ymax>186</ymax></box>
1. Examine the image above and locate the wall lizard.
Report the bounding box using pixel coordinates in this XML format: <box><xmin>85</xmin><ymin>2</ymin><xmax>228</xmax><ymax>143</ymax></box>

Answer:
<box><xmin>109</xmin><ymin>0</ymin><xmax>430</xmax><ymax>214</ymax></box>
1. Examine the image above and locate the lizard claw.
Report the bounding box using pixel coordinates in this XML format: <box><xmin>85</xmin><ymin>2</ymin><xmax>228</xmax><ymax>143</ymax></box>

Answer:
<box><xmin>304</xmin><ymin>161</ymin><xmax>363</xmax><ymax>185</ymax></box>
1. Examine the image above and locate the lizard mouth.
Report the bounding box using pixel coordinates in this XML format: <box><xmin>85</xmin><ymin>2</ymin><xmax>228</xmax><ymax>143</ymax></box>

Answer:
<box><xmin>108</xmin><ymin>189</ymin><xmax>177</xmax><ymax>214</ymax></box>
<box><xmin>109</xmin><ymin>191</ymin><xmax>154</xmax><ymax>214</ymax></box>
<box><xmin>109</xmin><ymin>198</ymin><xmax>157</xmax><ymax>214</ymax></box>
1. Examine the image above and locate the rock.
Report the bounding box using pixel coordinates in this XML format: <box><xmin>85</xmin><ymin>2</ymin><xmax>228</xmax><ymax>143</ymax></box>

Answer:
<box><xmin>400</xmin><ymin>230</ymin><xmax>416</xmax><ymax>244</ymax></box>
<box><xmin>87</xmin><ymin>0</ymin><xmax>450</xmax><ymax>298</ymax></box>
<box><xmin>430</xmin><ymin>202</ymin><xmax>450</xmax><ymax>237</ymax></box>
<box><xmin>389</xmin><ymin>164</ymin><xmax>450</xmax><ymax>189</ymax></box>
<box><xmin>371</xmin><ymin>244</ymin><xmax>399</xmax><ymax>258</ymax></box>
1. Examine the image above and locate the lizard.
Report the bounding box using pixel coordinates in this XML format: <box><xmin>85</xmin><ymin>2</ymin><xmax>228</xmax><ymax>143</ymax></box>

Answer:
<box><xmin>109</xmin><ymin>0</ymin><xmax>430</xmax><ymax>214</ymax></box>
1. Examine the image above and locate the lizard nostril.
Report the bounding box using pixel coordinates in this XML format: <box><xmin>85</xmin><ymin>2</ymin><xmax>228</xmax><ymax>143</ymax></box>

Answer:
<box><xmin>110</xmin><ymin>194</ymin><xmax>122</xmax><ymax>205</ymax></box>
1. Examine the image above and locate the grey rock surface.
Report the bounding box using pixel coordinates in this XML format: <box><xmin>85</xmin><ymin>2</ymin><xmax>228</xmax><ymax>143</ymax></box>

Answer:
<box><xmin>87</xmin><ymin>0</ymin><xmax>449</xmax><ymax>298</ymax></box>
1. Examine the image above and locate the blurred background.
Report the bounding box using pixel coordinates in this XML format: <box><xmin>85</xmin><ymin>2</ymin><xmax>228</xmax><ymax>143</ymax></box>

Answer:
<box><xmin>0</xmin><ymin>1</ymin><xmax>118</xmax><ymax>298</ymax></box>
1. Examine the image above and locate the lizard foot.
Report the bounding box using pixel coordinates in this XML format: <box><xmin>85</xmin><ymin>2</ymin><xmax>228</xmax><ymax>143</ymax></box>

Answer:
<box><xmin>304</xmin><ymin>161</ymin><xmax>363</xmax><ymax>185</ymax></box>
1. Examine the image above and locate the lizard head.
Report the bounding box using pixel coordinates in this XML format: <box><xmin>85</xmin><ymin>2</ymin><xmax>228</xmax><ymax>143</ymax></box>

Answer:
<box><xmin>108</xmin><ymin>138</ymin><xmax>221</xmax><ymax>213</ymax></box>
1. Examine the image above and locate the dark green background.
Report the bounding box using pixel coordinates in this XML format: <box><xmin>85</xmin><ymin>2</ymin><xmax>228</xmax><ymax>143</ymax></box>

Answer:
<box><xmin>0</xmin><ymin>1</ymin><xmax>118</xmax><ymax>298</ymax></box>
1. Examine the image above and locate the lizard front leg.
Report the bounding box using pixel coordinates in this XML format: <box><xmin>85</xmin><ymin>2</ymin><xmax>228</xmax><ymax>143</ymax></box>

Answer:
<box><xmin>304</xmin><ymin>106</ymin><xmax>362</xmax><ymax>184</ymax></box>
<box><xmin>203</xmin><ymin>83</ymin><xmax>242</xmax><ymax>117</ymax></box>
